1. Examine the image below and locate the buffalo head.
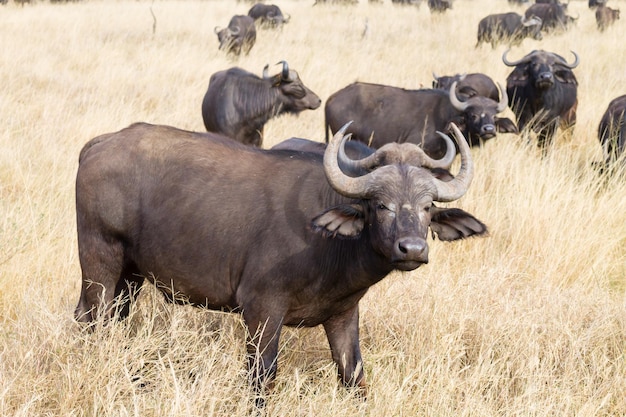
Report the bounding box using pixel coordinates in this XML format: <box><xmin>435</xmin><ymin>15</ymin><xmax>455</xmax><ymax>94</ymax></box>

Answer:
<box><xmin>503</xmin><ymin>49</ymin><xmax>579</xmax><ymax>90</ymax></box>
<box><xmin>448</xmin><ymin>81</ymin><xmax>517</xmax><ymax>144</ymax></box>
<box><xmin>321</xmin><ymin>122</ymin><xmax>475</xmax><ymax>269</ymax></box>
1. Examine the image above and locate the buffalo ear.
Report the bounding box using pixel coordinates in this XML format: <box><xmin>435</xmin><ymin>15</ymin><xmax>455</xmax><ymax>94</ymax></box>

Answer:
<box><xmin>311</xmin><ymin>204</ymin><xmax>365</xmax><ymax>239</ymax></box>
<box><xmin>506</xmin><ymin>67</ymin><xmax>528</xmax><ymax>87</ymax></box>
<box><xmin>554</xmin><ymin>69</ymin><xmax>578</xmax><ymax>85</ymax></box>
<box><xmin>430</xmin><ymin>206</ymin><xmax>488</xmax><ymax>241</ymax></box>
<box><xmin>495</xmin><ymin>117</ymin><xmax>519</xmax><ymax>134</ymax></box>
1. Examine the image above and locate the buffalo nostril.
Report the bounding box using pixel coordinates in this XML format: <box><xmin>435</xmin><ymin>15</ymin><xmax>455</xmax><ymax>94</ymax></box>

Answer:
<box><xmin>396</xmin><ymin>237</ymin><xmax>427</xmax><ymax>258</ymax></box>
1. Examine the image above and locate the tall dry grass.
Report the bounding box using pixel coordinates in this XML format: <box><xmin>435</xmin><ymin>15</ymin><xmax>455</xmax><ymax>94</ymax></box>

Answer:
<box><xmin>0</xmin><ymin>0</ymin><xmax>625</xmax><ymax>415</ymax></box>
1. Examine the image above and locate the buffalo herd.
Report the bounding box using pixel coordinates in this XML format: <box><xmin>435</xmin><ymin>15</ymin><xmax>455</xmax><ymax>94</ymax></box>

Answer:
<box><xmin>74</xmin><ymin>0</ymin><xmax>624</xmax><ymax>409</ymax></box>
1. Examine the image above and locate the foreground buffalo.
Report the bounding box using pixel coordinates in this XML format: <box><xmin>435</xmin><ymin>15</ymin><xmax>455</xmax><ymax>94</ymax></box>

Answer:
<box><xmin>325</xmin><ymin>81</ymin><xmax>517</xmax><ymax>159</ymax></box>
<box><xmin>201</xmin><ymin>62</ymin><xmax>321</xmax><ymax>147</ymax></box>
<box><xmin>503</xmin><ymin>49</ymin><xmax>579</xmax><ymax>148</ymax></box>
<box><xmin>75</xmin><ymin>122</ymin><xmax>486</xmax><ymax>405</ymax></box>
<box><xmin>598</xmin><ymin>94</ymin><xmax>626</xmax><ymax>168</ymax></box>
<box><xmin>247</xmin><ymin>3</ymin><xmax>290</xmax><ymax>28</ymax></box>
<box><xmin>432</xmin><ymin>72</ymin><xmax>500</xmax><ymax>102</ymax></box>
<box><xmin>215</xmin><ymin>15</ymin><xmax>256</xmax><ymax>56</ymax></box>
<box><xmin>476</xmin><ymin>12</ymin><xmax>542</xmax><ymax>49</ymax></box>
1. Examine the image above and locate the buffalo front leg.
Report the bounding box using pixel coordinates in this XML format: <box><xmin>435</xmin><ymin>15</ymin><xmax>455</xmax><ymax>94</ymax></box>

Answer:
<box><xmin>323</xmin><ymin>304</ymin><xmax>367</xmax><ymax>396</ymax></box>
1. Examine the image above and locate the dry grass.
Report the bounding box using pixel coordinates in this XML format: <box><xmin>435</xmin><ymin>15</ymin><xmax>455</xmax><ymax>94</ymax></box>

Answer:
<box><xmin>1</xmin><ymin>0</ymin><xmax>625</xmax><ymax>415</ymax></box>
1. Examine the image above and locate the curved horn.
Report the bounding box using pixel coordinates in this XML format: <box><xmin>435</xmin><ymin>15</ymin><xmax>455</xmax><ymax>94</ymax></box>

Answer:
<box><xmin>521</xmin><ymin>14</ymin><xmax>541</xmax><ymax>26</ymax></box>
<box><xmin>277</xmin><ymin>60</ymin><xmax>290</xmax><ymax>80</ymax></box>
<box><xmin>502</xmin><ymin>49</ymin><xmax>530</xmax><ymax>67</ymax></box>
<box><xmin>562</xmin><ymin>51</ymin><xmax>580</xmax><ymax>69</ymax></box>
<box><xmin>496</xmin><ymin>82</ymin><xmax>508</xmax><ymax>113</ymax></box>
<box><xmin>449</xmin><ymin>81</ymin><xmax>469</xmax><ymax>112</ymax></box>
<box><xmin>337</xmin><ymin>132</ymin><xmax>457</xmax><ymax>176</ymax></box>
<box><xmin>410</xmin><ymin>133</ymin><xmax>456</xmax><ymax>170</ymax></box>
<box><xmin>229</xmin><ymin>26</ymin><xmax>240</xmax><ymax>35</ymax></box>
<box><xmin>432</xmin><ymin>124</ymin><xmax>474</xmax><ymax>202</ymax></box>
<box><xmin>284</xmin><ymin>13</ymin><xmax>291</xmax><ymax>22</ymax></box>
<box><xmin>214</xmin><ymin>26</ymin><xmax>222</xmax><ymax>34</ymax></box>
<box><xmin>263</xmin><ymin>64</ymin><xmax>270</xmax><ymax>79</ymax></box>
<box><xmin>324</xmin><ymin>122</ymin><xmax>377</xmax><ymax>198</ymax></box>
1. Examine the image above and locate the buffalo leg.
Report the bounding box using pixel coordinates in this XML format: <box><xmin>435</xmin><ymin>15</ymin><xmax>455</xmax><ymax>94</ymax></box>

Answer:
<box><xmin>323</xmin><ymin>304</ymin><xmax>367</xmax><ymax>395</ymax></box>
<box><xmin>113</xmin><ymin>262</ymin><xmax>144</xmax><ymax>320</ymax></box>
<box><xmin>242</xmin><ymin>311</ymin><xmax>283</xmax><ymax>407</ymax></box>
<box><xmin>75</xmin><ymin>233</ymin><xmax>124</xmax><ymax>323</ymax></box>
<box><xmin>537</xmin><ymin>120</ymin><xmax>558</xmax><ymax>149</ymax></box>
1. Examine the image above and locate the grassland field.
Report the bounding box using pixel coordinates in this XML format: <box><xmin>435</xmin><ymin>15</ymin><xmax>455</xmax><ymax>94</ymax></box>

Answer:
<box><xmin>0</xmin><ymin>0</ymin><xmax>625</xmax><ymax>415</ymax></box>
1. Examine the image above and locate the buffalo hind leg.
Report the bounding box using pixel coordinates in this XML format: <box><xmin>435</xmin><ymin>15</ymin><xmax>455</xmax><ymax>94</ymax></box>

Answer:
<box><xmin>75</xmin><ymin>234</ymin><xmax>142</xmax><ymax>325</ymax></box>
<box><xmin>242</xmin><ymin>311</ymin><xmax>283</xmax><ymax>408</ymax></box>
<box><xmin>112</xmin><ymin>262</ymin><xmax>144</xmax><ymax>320</ymax></box>
<box><xmin>323</xmin><ymin>304</ymin><xmax>367</xmax><ymax>397</ymax></box>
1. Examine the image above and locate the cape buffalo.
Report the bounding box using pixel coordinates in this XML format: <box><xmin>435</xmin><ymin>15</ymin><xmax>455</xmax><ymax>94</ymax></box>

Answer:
<box><xmin>524</xmin><ymin>3</ymin><xmax>578</xmax><ymax>33</ymax></box>
<box><xmin>75</xmin><ymin>122</ymin><xmax>487</xmax><ymax>406</ymax></box>
<box><xmin>432</xmin><ymin>72</ymin><xmax>501</xmax><ymax>102</ymax></box>
<box><xmin>215</xmin><ymin>15</ymin><xmax>256</xmax><ymax>56</ymax></box>
<box><xmin>598</xmin><ymin>94</ymin><xmax>626</xmax><ymax>168</ymax></box>
<box><xmin>201</xmin><ymin>61</ymin><xmax>321</xmax><ymax>147</ymax></box>
<box><xmin>503</xmin><ymin>49</ymin><xmax>579</xmax><ymax>148</ymax></box>
<box><xmin>325</xmin><ymin>81</ymin><xmax>517</xmax><ymax>159</ymax></box>
<box><xmin>476</xmin><ymin>12</ymin><xmax>542</xmax><ymax>49</ymax></box>
<box><xmin>247</xmin><ymin>3</ymin><xmax>290</xmax><ymax>28</ymax></box>
<box><xmin>596</xmin><ymin>4</ymin><xmax>620</xmax><ymax>31</ymax></box>
<box><xmin>428</xmin><ymin>0</ymin><xmax>452</xmax><ymax>13</ymax></box>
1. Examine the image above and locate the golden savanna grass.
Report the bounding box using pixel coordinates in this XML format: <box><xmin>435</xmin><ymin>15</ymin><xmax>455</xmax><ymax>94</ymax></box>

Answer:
<box><xmin>1</xmin><ymin>0</ymin><xmax>625</xmax><ymax>415</ymax></box>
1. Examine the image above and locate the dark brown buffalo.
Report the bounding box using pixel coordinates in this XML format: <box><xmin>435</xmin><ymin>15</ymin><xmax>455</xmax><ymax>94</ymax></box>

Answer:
<box><xmin>476</xmin><ymin>12</ymin><xmax>542</xmax><ymax>49</ymax></box>
<box><xmin>503</xmin><ymin>49</ymin><xmax>579</xmax><ymax>148</ymax></box>
<box><xmin>598</xmin><ymin>95</ymin><xmax>626</xmax><ymax>168</ymax></box>
<box><xmin>428</xmin><ymin>0</ymin><xmax>452</xmax><ymax>12</ymax></box>
<box><xmin>432</xmin><ymin>73</ymin><xmax>500</xmax><ymax>102</ymax></box>
<box><xmin>524</xmin><ymin>3</ymin><xmax>577</xmax><ymax>33</ymax></box>
<box><xmin>325</xmin><ymin>81</ymin><xmax>517</xmax><ymax>159</ymax></box>
<box><xmin>247</xmin><ymin>3</ymin><xmax>290</xmax><ymax>28</ymax></box>
<box><xmin>215</xmin><ymin>15</ymin><xmax>256</xmax><ymax>56</ymax></box>
<box><xmin>201</xmin><ymin>62</ymin><xmax>321</xmax><ymax>147</ymax></box>
<box><xmin>589</xmin><ymin>0</ymin><xmax>606</xmax><ymax>8</ymax></box>
<box><xmin>595</xmin><ymin>4</ymin><xmax>620</xmax><ymax>31</ymax></box>
<box><xmin>75</xmin><ymin>122</ymin><xmax>486</xmax><ymax>406</ymax></box>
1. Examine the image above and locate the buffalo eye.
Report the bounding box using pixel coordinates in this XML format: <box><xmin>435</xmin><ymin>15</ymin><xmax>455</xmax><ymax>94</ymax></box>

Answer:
<box><xmin>423</xmin><ymin>205</ymin><xmax>431</xmax><ymax>213</ymax></box>
<box><xmin>376</xmin><ymin>202</ymin><xmax>396</xmax><ymax>217</ymax></box>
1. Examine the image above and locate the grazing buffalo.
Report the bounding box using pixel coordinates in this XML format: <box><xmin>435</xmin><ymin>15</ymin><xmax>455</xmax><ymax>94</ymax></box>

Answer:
<box><xmin>428</xmin><ymin>0</ymin><xmax>452</xmax><ymax>12</ymax></box>
<box><xmin>247</xmin><ymin>3</ymin><xmax>290</xmax><ymax>28</ymax></box>
<box><xmin>476</xmin><ymin>12</ymin><xmax>542</xmax><ymax>49</ymax></box>
<box><xmin>432</xmin><ymin>72</ymin><xmax>500</xmax><ymax>102</ymax></box>
<box><xmin>589</xmin><ymin>0</ymin><xmax>606</xmax><ymax>8</ymax></box>
<box><xmin>391</xmin><ymin>0</ymin><xmax>422</xmax><ymax>5</ymax></box>
<box><xmin>201</xmin><ymin>62</ymin><xmax>321</xmax><ymax>147</ymax></box>
<box><xmin>503</xmin><ymin>49</ymin><xmax>579</xmax><ymax>148</ymax></box>
<box><xmin>215</xmin><ymin>15</ymin><xmax>256</xmax><ymax>56</ymax></box>
<box><xmin>524</xmin><ymin>3</ymin><xmax>577</xmax><ymax>33</ymax></box>
<box><xmin>598</xmin><ymin>95</ymin><xmax>626</xmax><ymax>168</ymax></box>
<box><xmin>596</xmin><ymin>4</ymin><xmax>620</xmax><ymax>31</ymax></box>
<box><xmin>325</xmin><ymin>81</ymin><xmax>517</xmax><ymax>159</ymax></box>
<box><xmin>75</xmin><ymin>121</ymin><xmax>487</xmax><ymax>406</ymax></box>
